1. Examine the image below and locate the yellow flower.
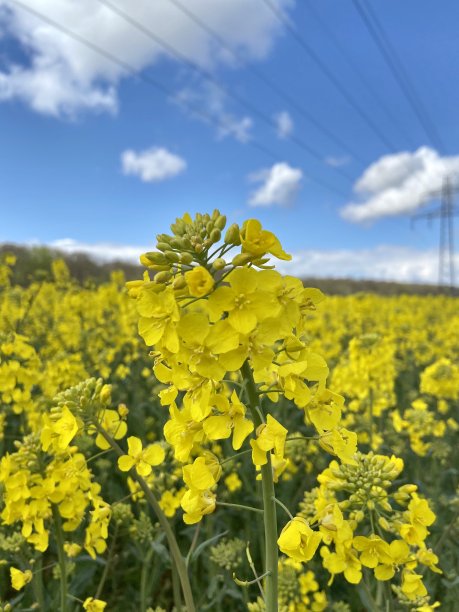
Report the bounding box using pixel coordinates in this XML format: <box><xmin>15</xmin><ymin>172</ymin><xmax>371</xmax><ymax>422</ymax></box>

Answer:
<box><xmin>185</xmin><ymin>266</ymin><xmax>215</xmax><ymax>297</ymax></box>
<box><xmin>224</xmin><ymin>472</ymin><xmax>242</xmax><ymax>492</ymax></box>
<box><xmin>241</xmin><ymin>218</ymin><xmax>291</xmax><ymax>261</ymax></box>
<box><xmin>278</xmin><ymin>516</ymin><xmax>322</xmax><ymax>563</ymax></box>
<box><xmin>94</xmin><ymin>409</ymin><xmax>127</xmax><ymax>450</ymax></box>
<box><xmin>118</xmin><ymin>436</ymin><xmax>165</xmax><ymax>477</ymax></box>
<box><xmin>250</xmin><ymin>414</ymin><xmax>288</xmax><ymax>466</ymax></box>
<box><xmin>10</xmin><ymin>567</ymin><xmax>33</xmax><ymax>591</ymax></box>
<box><xmin>352</xmin><ymin>534</ymin><xmax>390</xmax><ymax>569</ymax></box>
<box><xmin>203</xmin><ymin>390</ymin><xmax>254</xmax><ymax>450</ymax></box>
<box><xmin>401</xmin><ymin>570</ymin><xmax>428</xmax><ymax>600</ymax></box>
<box><xmin>83</xmin><ymin>597</ymin><xmax>107</xmax><ymax>611</ymax></box>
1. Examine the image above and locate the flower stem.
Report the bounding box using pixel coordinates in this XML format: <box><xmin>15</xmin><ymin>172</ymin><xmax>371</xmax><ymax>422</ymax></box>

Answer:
<box><xmin>272</xmin><ymin>496</ymin><xmax>294</xmax><ymax>520</ymax></box>
<box><xmin>217</xmin><ymin>501</ymin><xmax>264</xmax><ymax>514</ymax></box>
<box><xmin>51</xmin><ymin>505</ymin><xmax>68</xmax><ymax>612</ymax></box>
<box><xmin>92</xmin><ymin>421</ymin><xmax>196</xmax><ymax>612</ymax></box>
<box><xmin>241</xmin><ymin>360</ymin><xmax>278</xmax><ymax>612</ymax></box>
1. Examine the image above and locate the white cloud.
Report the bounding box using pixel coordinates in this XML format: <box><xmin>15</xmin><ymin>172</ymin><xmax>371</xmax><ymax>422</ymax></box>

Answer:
<box><xmin>174</xmin><ymin>82</ymin><xmax>253</xmax><ymax>143</ymax></box>
<box><xmin>121</xmin><ymin>147</ymin><xmax>186</xmax><ymax>182</ymax></box>
<box><xmin>341</xmin><ymin>147</ymin><xmax>459</xmax><ymax>223</ymax></box>
<box><xmin>42</xmin><ymin>238</ymin><xmax>455</xmax><ymax>285</ymax></box>
<box><xmin>248</xmin><ymin>162</ymin><xmax>303</xmax><ymax>207</ymax></box>
<box><xmin>325</xmin><ymin>155</ymin><xmax>350</xmax><ymax>168</ymax></box>
<box><xmin>0</xmin><ymin>0</ymin><xmax>292</xmax><ymax>117</ymax></box>
<box><xmin>274</xmin><ymin>110</ymin><xmax>293</xmax><ymax>139</ymax></box>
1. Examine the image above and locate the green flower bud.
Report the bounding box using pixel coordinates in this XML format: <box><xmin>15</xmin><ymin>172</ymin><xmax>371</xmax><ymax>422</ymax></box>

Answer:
<box><xmin>212</xmin><ymin>258</ymin><xmax>226</xmax><ymax>270</ymax></box>
<box><xmin>180</xmin><ymin>252</ymin><xmax>194</xmax><ymax>265</ymax></box>
<box><xmin>156</xmin><ymin>242</ymin><xmax>170</xmax><ymax>252</ymax></box>
<box><xmin>144</xmin><ymin>251</ymin><xmax>167</xmax><ymax>265</ymax></box>
<box><xmin>165</xmin><ymin>251</ymin><xmax>180</xmax><ymax>263</ymax></box>
<box><xmin>210</xmin><ymin>228</ymin><xmax>221</xmax><ymax>243</ymax></box>
<box><xmin>215</xmin><ymin>214</ymin><xmax>226</xmax><ymax>230</ymax></box>
<box><xmin>154</xmin><ymin>271</ymin><xmax>172</xmax><ymax>283</ymax></box>
<box><xmin>224</xmin><ymin>223</ymin><xmax>241</xmax><ymax>245</ymax></box>
<box><xmin>173</xmin><ymin>275</ymin><xmax>187</xmax><ymax>290</ymax></box>
<box><xmin>232</xmin><ymin>253</ymin><xmax>252</xmax><ymax>266</ymax></box>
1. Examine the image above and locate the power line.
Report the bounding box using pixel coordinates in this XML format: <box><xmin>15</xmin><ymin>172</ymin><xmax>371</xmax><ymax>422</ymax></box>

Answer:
<box><xmin>305</xmin><ymin>0</ymin><xmax>417</xmax><ymax>150</ymax></box>
<box><xmin>7</xmin><ymin>0</ymin><xmax>349</xmax><ymax>198</ymax></box>
<box><xmin>95</xmin><ymin>0</ymin><xmax>355</xmax><ymax>183</ymax></box>
<box><xmin>352</xmin><ymin>0</ymin><xmax>445</xmax><ymax>153</ymax></box>
<box><xmin>259</xmin><ymin>0</ymin><xmax>399</xmax><ymax>153</ymax></box>
<box><xmin>166</xmin><ymin>0</ymin><xmax>367</xmax><ymax>166</ymax></box>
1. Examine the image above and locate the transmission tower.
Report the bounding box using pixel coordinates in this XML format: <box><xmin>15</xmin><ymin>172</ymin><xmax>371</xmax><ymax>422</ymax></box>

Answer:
<box><xmin>412</xmin><ymin>176</ymin><xmax>459</xmax><ymax>288</ymax></box>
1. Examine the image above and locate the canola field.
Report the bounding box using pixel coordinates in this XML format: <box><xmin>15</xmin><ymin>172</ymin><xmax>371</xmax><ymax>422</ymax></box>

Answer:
<box><xmin>0</xmin><ymin>211</ymin><xmax>458</xmax><ymax>612</ymax></box>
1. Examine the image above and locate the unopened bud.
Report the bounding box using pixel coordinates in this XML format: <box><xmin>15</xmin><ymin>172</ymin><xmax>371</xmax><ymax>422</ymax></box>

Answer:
<box><xmin>180</xmin><ymin>252</ymin><xmax>193</xmax><ymax>265</ymax></box>
<box><xmin>173</xmin><ymin>275</ymin><xmax>187</xmax><ymax>290</ymax></box>
<box><xmin>165</xmin><ymin>251</ymin><xmax>180</xmax><ymax>263</ymax></box>
<box><xmin>155</xmin><ymin>271</ymin><xmax>172</xmax><ymax>283</ymax></box>
<box><xmin>212</xmin><ymin>258</ymin><xmax>226</xmax><ymax>270</ymax></box>
<box><xmin>215</xmin><ymin>215</ymin><xmax>227</xmax><ymax>230</ymax></box>
<box><xmin>156</xmin><ymin>242</ymin><xmax>170</xmax><ymax>252</ymax></box>
<box><xmin>224</xmin><ymin>223</ymin><xmax>241</xmax><ymax>245</ymax></box>
<box><xmin>210</xmin><ymin>228</ymin><xmax>221</xmax><ymax>243</ymax></box>
<box><xmin>232</xmin><ymin>253</ymin><xmax>252</xmax><ymax>266</ymax></box>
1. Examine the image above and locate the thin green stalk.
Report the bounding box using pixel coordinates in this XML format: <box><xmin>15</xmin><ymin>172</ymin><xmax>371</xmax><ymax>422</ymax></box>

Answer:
<box><xmin>51</xmin><ymin>505</ymin><xmax>68</xmax><ymax>612</ymax></box>
<box><xmin>272</xmin><ymin>497</ymin><xmax>293</xmax><ymax>520</ymax></box>
<box><xmin>93</xmin><ymin>421</ymin><xmax>196</xmax><ymax>612</ymax></box>
<box><xmin>241</xmin><ymin>360</ymin><xmax>278</xmax><ymax>612</ymax></box>
<box><xmin>31</xmin><ymin>557</ymin><xmax>45</xmax><ymax>611</ymax></box>
<box><xmin>217</xmin><ymin>501</ymin><xmax>264</xmax><ymax>514</ymax></box>
<box><xmin>171</xmin><ymin>560</ymin><xmax>182</xmax><ymax>612</ymax></box>
<box><xmin>140</xmin><ymin>548</ymin><xmax>154</xmax><ymax>612</ymax></box>
<box><xmin>95</xmin><ymin>524</ymin><xmax>119</xmax><ymax>600</ymax></box>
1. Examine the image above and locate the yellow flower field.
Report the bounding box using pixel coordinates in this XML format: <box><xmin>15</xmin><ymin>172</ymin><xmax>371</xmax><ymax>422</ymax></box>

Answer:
<box><xmin>0</xmin><ymin>212</ymin><xmax>458</xmax><ymax>612</ymax></box>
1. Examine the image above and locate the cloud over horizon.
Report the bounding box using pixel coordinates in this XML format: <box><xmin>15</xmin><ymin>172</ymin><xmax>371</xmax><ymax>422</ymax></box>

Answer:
<box><xmin>27</xmin><ymin>238</ymin><xmax>455</xmax><ymax>286</ymax></box>
<box><xmin>341</xmin><ymin>147</ymin><xmax>459</xmax><ymax>223</ymax></box>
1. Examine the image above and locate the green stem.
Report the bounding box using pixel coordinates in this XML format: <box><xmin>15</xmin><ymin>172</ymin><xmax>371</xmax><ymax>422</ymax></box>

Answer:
<box><xmin>272</xmin><ymin>497</ymin><xmax>293</xmax><ymax>520</ymax></box>
<box><xmin>171</xmin><ymin>560</ymin><xmax>182</xmax><ymax>612</ymax></box>
<box><xmin>217</xmin><ymin>501</ymin><xmax>264</xmax><ymax>514</ymax></box>
<box><xmin>95</xmin><ymin>524</ymin><xmax>119</xmax><ymax>600</ymax></box>
<box><xmin>93</xmin><ymin>422</ymin><xmax>196</xmax><ymax>612</ymax></box>
<box><xmin>140</xmin><ymin>548</ymin><xmax>153</xmax><ymax>612</ymax></box>
<box><xmin>241</xmin><ymin>360</ymin><xmax>278</xmax><ymax>612</ymax></box>
<box><xmin>31</xmin><ymin>557</ymin><xmax>45</xmax><ymax>611</ymax></box>
<box><xmin>51</xmin><ymin>505</ymin><xmax>68</xmax><ymax>612</ymax></box>
<box><xmin>219</xmin><ymin>449</ymin><xmax>252</xmax><ymax>465</ymax></box>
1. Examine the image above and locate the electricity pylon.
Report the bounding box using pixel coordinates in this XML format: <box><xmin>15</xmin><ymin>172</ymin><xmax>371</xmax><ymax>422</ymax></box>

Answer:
<box><xmin>412</xmin><ymin>176</ymin><xmax>459</xmax><ymax>288</ymax></box>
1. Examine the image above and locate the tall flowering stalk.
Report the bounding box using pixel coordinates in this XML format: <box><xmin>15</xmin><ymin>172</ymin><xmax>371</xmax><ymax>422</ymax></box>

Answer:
<box><xmin>125</xmin><ymin>211</ymin><xmax>357</xmax><ymax>609</ymax></box>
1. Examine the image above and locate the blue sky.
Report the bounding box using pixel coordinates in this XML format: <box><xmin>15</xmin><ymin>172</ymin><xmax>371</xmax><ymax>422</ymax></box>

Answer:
<box><xmin>1</xmin><ymin>0</ymin><xmax>458</xmax><ymax>282</ymax></box>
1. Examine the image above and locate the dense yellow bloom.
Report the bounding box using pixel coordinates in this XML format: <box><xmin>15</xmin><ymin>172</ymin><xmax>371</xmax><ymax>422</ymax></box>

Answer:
<box><xmin>118</xmin><ymin>436</ymin><xmax>165</xmax><ymax>477</ymax></box>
